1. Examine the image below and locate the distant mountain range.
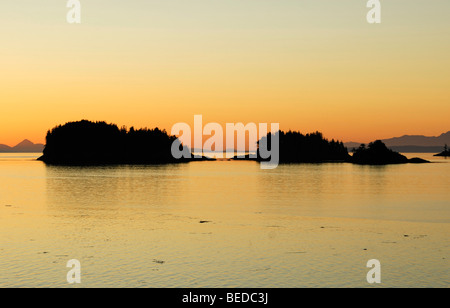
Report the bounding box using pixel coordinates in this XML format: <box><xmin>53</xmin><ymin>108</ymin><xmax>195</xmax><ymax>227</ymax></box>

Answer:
<box><xmin>0</xmin><ymin>140</ymin><xmax>44</xmax><ymax>153</ymax></box>
<box><xmin>346</xmin><ymin>131</ymin><xmax>450</xmax><ymax>153</ymax></box>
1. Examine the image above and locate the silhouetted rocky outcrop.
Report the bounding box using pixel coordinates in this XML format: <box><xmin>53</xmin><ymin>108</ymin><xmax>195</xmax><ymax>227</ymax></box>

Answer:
<box><xmin>38</xmin><ymin>120</ymin><xmax>195</xmax><ymax>165</ymax></box>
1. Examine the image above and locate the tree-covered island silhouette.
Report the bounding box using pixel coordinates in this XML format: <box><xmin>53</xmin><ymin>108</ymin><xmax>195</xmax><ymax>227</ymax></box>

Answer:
<box><xmin>350</xmin><ymin>140</ymin><xmax>428</xmax><ymax>164</ymax></box>
<box><xmin>237</xmin><ymin>131</ymin><xmax>429</xmax><ymax>165</ymax></box>
<box><xmin>434</xmin><ymin>144</ymin><xmax>450</xmax><ymax>157</ymax></box>
<box><xmin>38</xmin><ymin>120</ymin><xmax>429</xmax><ymax>165</ymax></box>
<box><xmin>38</xmin><ymin>120</ymin><xmax>209</xmax><ymax>165</ymax></box>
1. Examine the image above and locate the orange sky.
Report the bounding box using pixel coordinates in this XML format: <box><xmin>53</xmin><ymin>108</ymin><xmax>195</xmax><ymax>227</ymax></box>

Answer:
<box><xmin>1</xmin><ymin>1</ymin><xmax>449</xmax><ymax>146</ymax></box>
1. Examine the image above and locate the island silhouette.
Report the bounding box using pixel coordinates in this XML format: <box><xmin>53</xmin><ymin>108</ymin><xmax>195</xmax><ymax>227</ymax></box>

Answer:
<box><xmin>434</xmin><ymin>144</ymin><xmax>450</xmax><ymax>157</ymax></box>
<box><xmin>239</xmin><ymin>131</ymin><xmax>428</xmax><ymax>165</ymax></box>
<box><xmin>37</xmin><ymin>121</ymin><xmax>429</xmax><ymax>165</ymax></box>
<box><xmin>256</xmin><ymin>131</ymin><xmax>350</xmax><ymax>163</ymax></box>
<box><xmin>350</xmin><ymin>140</ymin><xmax>428</xmax><ymax>165</ymax></box>
<box><xmin>37</xmin><ymin>120</ymin><xmax>205</xmax><ymax>165</ymax></box>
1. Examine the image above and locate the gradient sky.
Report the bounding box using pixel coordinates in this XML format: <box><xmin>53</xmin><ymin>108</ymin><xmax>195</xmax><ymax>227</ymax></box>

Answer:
<box><xmin>1</xmin><ymin>0</ymin><xmax>449</xmax><ymax>146</ymax></box>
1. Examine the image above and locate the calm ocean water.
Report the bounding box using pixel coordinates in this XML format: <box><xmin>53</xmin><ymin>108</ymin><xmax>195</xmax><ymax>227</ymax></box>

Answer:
<box><xmin>0</xmin><ymin>153</ymin><xmax>448</xmax><ymax>287</ymax></box>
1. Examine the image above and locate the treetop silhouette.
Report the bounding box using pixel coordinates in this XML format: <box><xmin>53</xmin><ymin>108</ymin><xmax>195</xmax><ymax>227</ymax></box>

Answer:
<box><xmin>38</xmin><ymin>120</ymin><xmax>187</xmax><ymax>165</ymax></box>
<box><xmin>256</xmin><ymin>130</ymin><xmax>350</xmax><ymax>163</ymax></box>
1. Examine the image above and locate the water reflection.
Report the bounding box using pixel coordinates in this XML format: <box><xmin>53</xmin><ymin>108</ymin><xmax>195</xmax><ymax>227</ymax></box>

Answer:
<box><xmin>45</xmin><ymin>164</ymin><xmax>187</xmax><ymax>217</ymax></box>
<box><xmin>0</xmin><ymin>157</ymin><xmax>449</xmax><ymax>287</ymax></box>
